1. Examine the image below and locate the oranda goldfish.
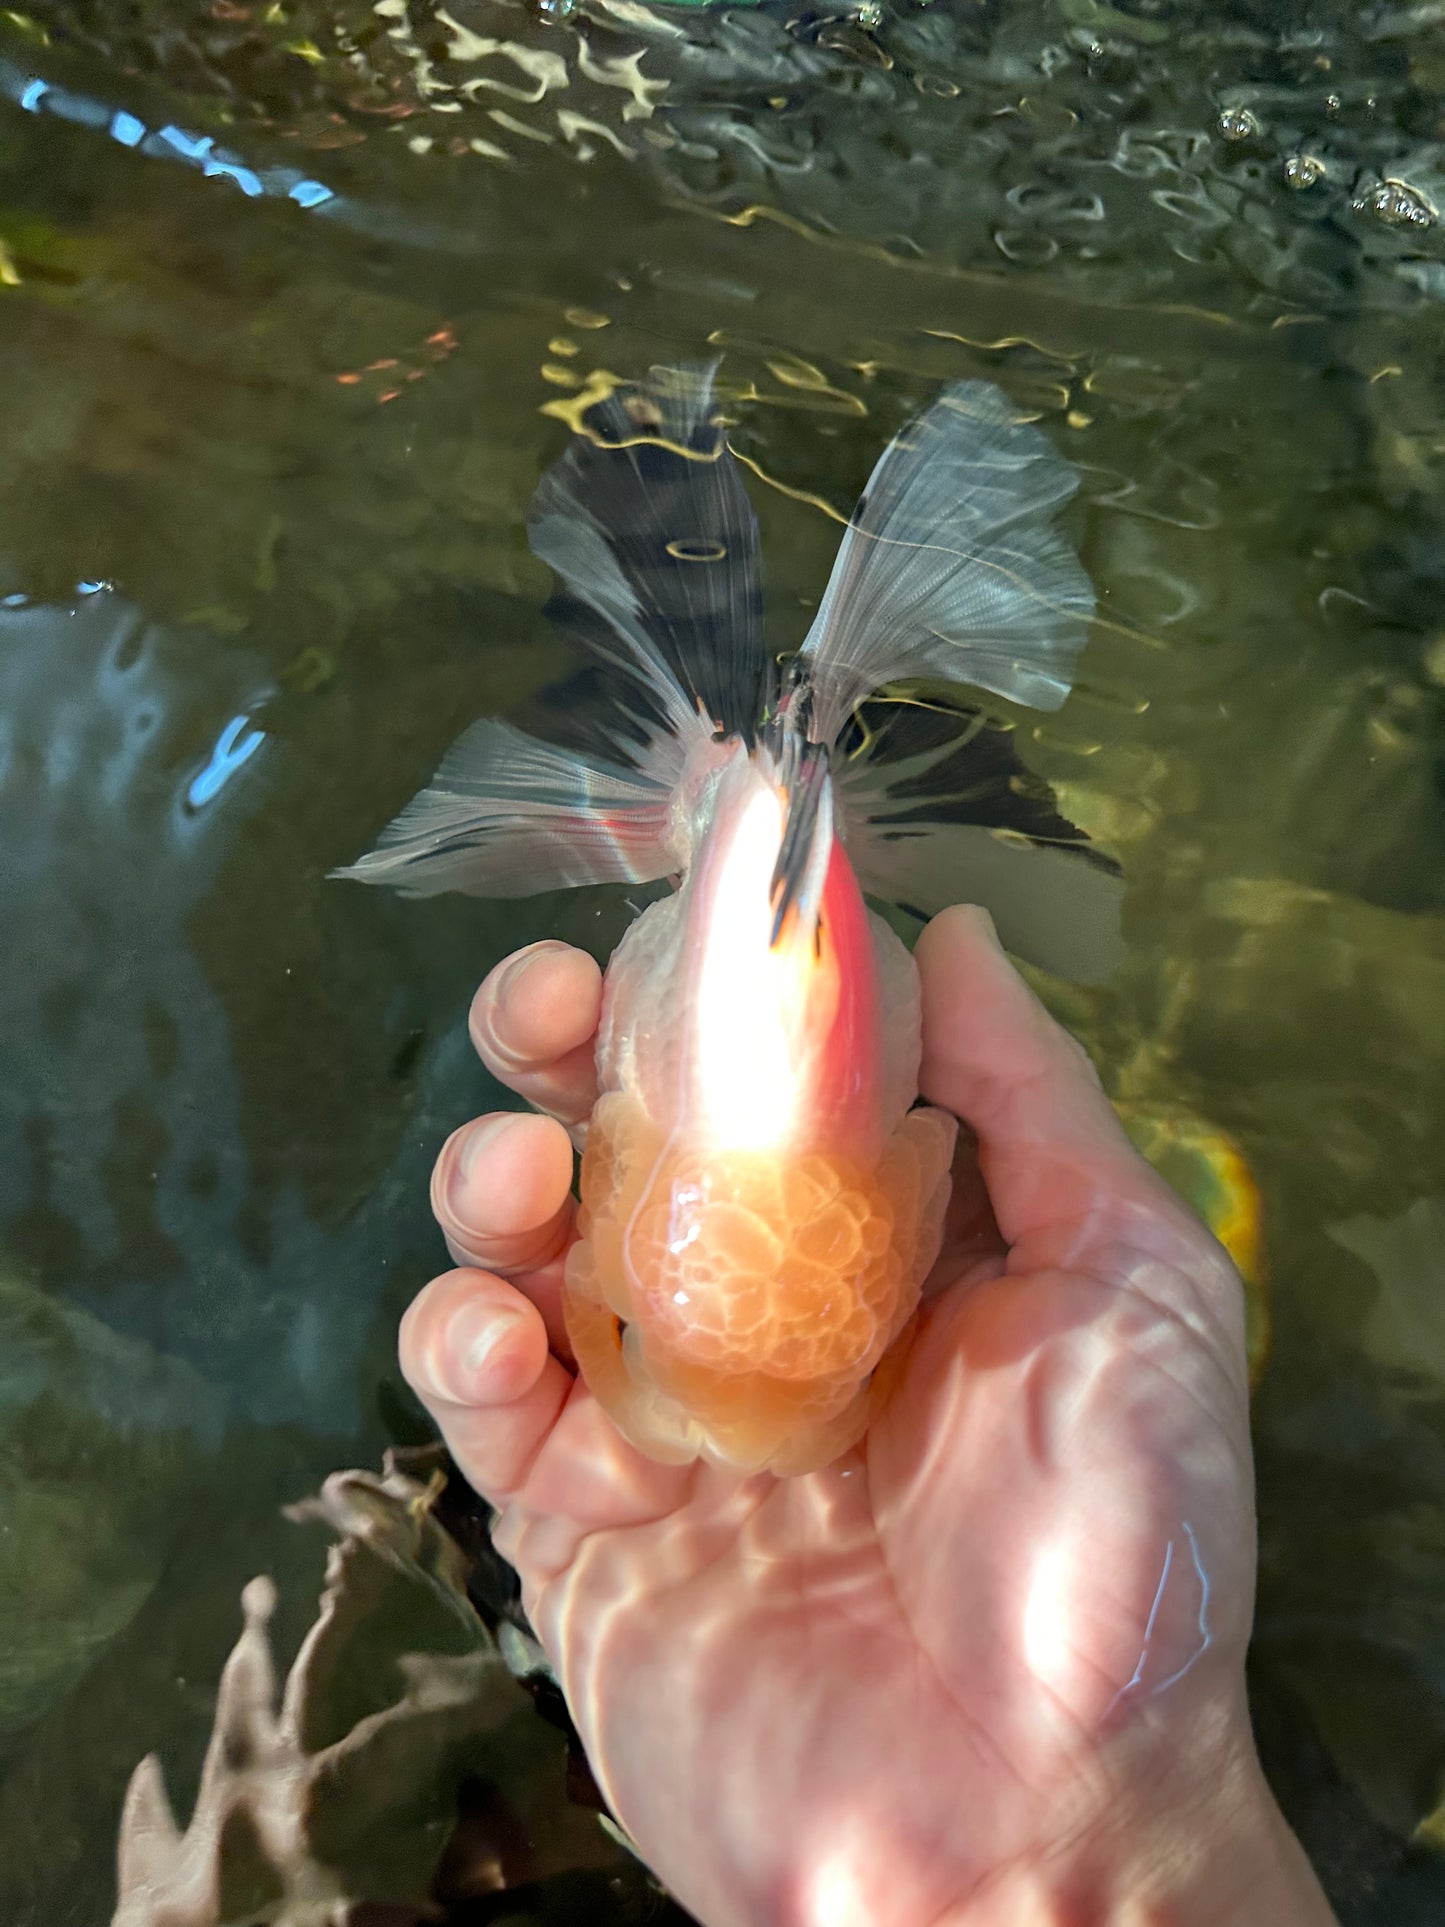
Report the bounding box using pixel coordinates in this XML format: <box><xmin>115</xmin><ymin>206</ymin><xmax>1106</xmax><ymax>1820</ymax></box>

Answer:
<box><xmin>339</xmin><ymin>368</ymin><xmax>1120</xmax><ymax>1476</ymax></box>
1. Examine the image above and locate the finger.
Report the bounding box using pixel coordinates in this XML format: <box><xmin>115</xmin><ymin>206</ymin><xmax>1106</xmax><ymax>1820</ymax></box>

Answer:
<box><xmin>470</xmin><ymin>941</ymin><xmax>602</xmax><ymax>1125</ymax></box>
<box><xmin>401</xmin><ymin>1267</ymin><xmax>573</xmax><ymax>1505</ymax></box>
<box><xmin>432</xmin><ymin>1110</ymin><xmax>576</xmax><ymax>1277</ymax></box>
<box><xmin>916</xmin><ymin>906</ymin><xmax>1211</xmax><ymax>1271</ymax></box>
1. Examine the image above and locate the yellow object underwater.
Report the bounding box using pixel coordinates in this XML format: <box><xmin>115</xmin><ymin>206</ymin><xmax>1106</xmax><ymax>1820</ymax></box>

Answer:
<box><xmin>1118</xmin><ymin>1102</ymin><xmax>1270</xmax><ymax>1387</ymax></box>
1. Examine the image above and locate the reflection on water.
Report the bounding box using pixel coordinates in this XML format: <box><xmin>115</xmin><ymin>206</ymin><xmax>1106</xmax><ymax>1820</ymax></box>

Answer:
<box><xmin>0</xmin><ymin>57</ymin><xmax>338</xmax><ymax>210</ymax></box>
<box><xmin>0</xmin><ymin>0</ymin><xmax>1443</xmax><ymax>1920</ymax></box>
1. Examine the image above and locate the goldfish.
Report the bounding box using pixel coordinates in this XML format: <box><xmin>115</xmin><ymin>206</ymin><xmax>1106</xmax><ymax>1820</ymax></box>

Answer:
<box><xmin>338</xmin><ymin>366</ymin><xmax>1120</xmax><ymax>1476</ymax></box>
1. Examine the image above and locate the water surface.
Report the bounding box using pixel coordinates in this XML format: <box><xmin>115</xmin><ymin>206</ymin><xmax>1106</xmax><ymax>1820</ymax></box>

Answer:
<box><xmin>1</xmin><ymin>1</ymin><xmax>1444</xmax><ymax>1919</ymax></box>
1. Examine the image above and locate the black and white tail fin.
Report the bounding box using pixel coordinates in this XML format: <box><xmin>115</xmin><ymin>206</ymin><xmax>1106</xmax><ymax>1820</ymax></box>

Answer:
<box><xmin>331</xmin><ymin>718</ymin><xmax>684</xmax><ymax>899</ymax></box>
<box><xmin>834</xmin><ymin>697</ymin><xmax>1124</xmax><ymax>984</ymax></box>
<box><xmin>794</xmin><ymin>381</ymin><xmax>1120</xmax><ymax>980</ymax></box>
<box><xmin>799</xmin><ymin>381</ymin><xmax>1096</xmax><ymax>745</ymax></box>
<box><xmin>335</xmin><ymin>365</ymin><xmax>763</xmax><ymax>899</ymax></box>
<box><xmin>339</xmin><ymin>370</ymin><xmax>1126</xmax><ymax>982</ymax></box>
<box><xmin>528</xmin><ymin>361</ymin><xmax>767</xmax><ymax>743</ymax></box>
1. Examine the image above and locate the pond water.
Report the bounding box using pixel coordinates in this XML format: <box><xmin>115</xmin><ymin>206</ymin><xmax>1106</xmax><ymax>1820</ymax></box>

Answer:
<box><xmin>1</xmin><ymin>0</ymin><xmax>1444</xmax><ymax>1920</ymax></box>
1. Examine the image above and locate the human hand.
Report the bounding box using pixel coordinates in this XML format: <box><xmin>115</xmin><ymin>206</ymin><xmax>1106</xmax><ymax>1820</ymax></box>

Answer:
<box><xmin>400</xmin><ymin>907</ymin><xmax>1334</xmax><ymax>1927</ymax></box>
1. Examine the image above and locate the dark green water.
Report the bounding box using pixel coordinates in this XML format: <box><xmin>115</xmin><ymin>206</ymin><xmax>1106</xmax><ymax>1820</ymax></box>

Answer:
<box><xmin>1</xmin><ymin>1</ymin><xmax>1443</xmax><ymax>1919</ymax></box>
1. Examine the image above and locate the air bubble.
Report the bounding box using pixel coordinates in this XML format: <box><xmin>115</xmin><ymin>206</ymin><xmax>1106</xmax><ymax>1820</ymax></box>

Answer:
<box><xmin>1353</xmin><ymin>179</ymin><xmax>1435</xmax><ymax>228</ymax></box>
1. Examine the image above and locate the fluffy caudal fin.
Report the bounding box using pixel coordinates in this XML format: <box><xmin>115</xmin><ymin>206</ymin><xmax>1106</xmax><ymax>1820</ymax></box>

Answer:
<box><xmin>800</xmin><ymin>381</ymin><xmax>1095</xmax><ymax>744</ymax></box>
<box><xmin>331</xmin><ymin>718</ymin><xmax>680</xmax><ymax>898</ymax></box>
<box><xmin>337</xmin><ymin>364</ymin><xmax>764</xmax><ymax>900</ymax></box>
<box><xmin>833</xmin><ymin>696</ymin><xmax>1124</xmax><ymax>984</ymax></box>
<box><xmin>529</xmin><ymin>362</ymin><xmax>767</xmax><ymax>742</ymax></box>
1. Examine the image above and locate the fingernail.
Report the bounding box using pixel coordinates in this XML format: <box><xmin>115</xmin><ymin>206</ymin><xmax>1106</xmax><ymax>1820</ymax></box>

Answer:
<box><xmin>447</xmin><ymin>1300</ymin><xmax>528</xmax><ymax>1397</ymax></box>
<box><xmin>964</xmin><ymin>904</ymin><xmax>1002</xmax><ymax>949</ymax></box>
<box><xmin>449</xmin><ymin>1116</ymin><xmax>513</xmax><ymax>1209</ymax></box>
<box><xmin>494</xmin><ymin>942</ymin><xmax>562</xmax><ymax>1025</ymax></box>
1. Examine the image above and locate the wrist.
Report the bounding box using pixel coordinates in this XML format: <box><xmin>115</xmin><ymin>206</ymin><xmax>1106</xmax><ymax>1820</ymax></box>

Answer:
<box><xmin>935</xmin><ymin>1696</ymin><xmax>1336</xmax><ymax>1927</ymax></box>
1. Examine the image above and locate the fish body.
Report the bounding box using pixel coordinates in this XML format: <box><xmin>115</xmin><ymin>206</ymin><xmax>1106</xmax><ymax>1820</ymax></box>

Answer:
<box><xmin>339</xmin><ymin>367</ymin><xmax>1120</xmax><ymax>1474</ymax></box>
<box><xmin>568</xmin><ymin>732</ymin><xmax>956</xmax><ymax>1473</ymax></box>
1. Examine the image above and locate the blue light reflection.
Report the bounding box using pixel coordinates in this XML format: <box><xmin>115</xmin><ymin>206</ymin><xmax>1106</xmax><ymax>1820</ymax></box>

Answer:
<box><xmin>1</xmin><ymin>61</ymin><xmax>335</xmax><ymax>212</ymax></box>
<box><xmin>187</xmin><ymin>714</ymin><xmax>266</xmax><ymax>809</ymax></box>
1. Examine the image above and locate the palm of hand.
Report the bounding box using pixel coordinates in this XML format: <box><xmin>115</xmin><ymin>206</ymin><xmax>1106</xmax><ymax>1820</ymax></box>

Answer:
<box><xmin>403</xmin><ymin>909</ymin><xmax>1257</xmax><ymax>1927</ymax></box>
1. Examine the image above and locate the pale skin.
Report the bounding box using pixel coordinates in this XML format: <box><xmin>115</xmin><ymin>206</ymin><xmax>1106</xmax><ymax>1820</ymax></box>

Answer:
<box><xmin>401</xmin><ymin>905</ymin><xmax>1337</xmax><ymax>1927</ymax></box>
